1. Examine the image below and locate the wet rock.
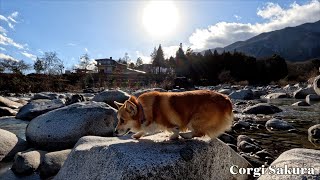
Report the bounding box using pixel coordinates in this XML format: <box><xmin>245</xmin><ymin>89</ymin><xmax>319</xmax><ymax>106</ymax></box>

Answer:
<box><xmin>237</xmin><ymin>141</ymin><xmax>262</xmax><ymax>153</ymax></box>
<box><xmin>233</xmin><ymin>120</ymin><xmax>250</xmax><ymax>130</ymax></box>
<box><xmin>293</xmin><ymin>86</ymin><xmax>315</xmax><ymax>99</ymax></box>
<box><xmin>237</xmin><ymin>135</ymin><xmax>259</xmax><ymax>146</ymax></box>
<box><xmin>234</xmin><ymin>101</ymin><xmax>247</xmax><ymax>106</ymax></box>
<box><xmin>65</xmin><ymin>94</ymin><xmax>85</xmax><ymax>105</ymax></box>
<box><xmin>11</xmin><ymin>150</ymin><xmax>46</xmax><ymax>175</ymax></box>
<box><xmin>0</xmin><ymin>170</ymin><xmax>41</xmax><ymax>180</ymax></box>
<box><xmin>291</xmin><ymin>101</ymin><xmax>310</xmax><ymax>106</ymax></box>
<box><xmin>259</xmin><ymin>148</ymin><xmax>320</xmax><ymax>180</ymax></box>
<box><xmin>0</xmin><ymin>129</ymin><xmax>28</xmax><ymax>161</ymax></box>
<box><xmin>314</xmin><ymin>75</ymin><xmax>320</xmax><ymax>96</ymax></box>
<box><xmin>264</xmin><ymin>93</ymin><xmax>288</xmax><ymax>99</ymax></box>
<box><xmin>308</xmin><ymin>124</ymin><xmax>320</xmax><ymax>147</ymax></box>
<box><xmin>55</xmin><ymin>134</ymin><xmax>251</xmax><ymax>180</ymax></box>
<box><xmin>227</xmin><ymin>144</ymin><xmax>238</xmax><ymax>151</ymax></box>
<box><xmin>0</xmin><ymin>117</ymin><xmax>28</xmax><ymax>139</ymax></box>
<box><xmin>240</xmin><ymin>153</ymin><xmax>265</xmax><ymax>167</ymax></box>
<box><xmin>92</xmin><ymin>90</ymin><xmax>130</xmax><ymax>108</ymax></box>
<box><xmin>0</xmin><ymin>107</ymin><xmax>17</xmax><ymax>117</ymax></box>
<box><xmin>132</xmin><ymin>88</ymin><xmax>166</xmax><ymax>97</ymax></box>
<box><xmin>252</xmin><ymin>90</ymin><xmax>268</xmax><ymax>99</ymax></box>
<box><xmin>16</xmin><ymin>99</ymin><xmax>65</xmax><ymax>121</ymax></box>
<box><xmin>83</xmin><ymin>88</ymin><xmax>95</xmax><ymax>93</ymax></box>
<box><xmin>265</xmin><ymin>118</ymin><xmax>295</xmax><ymax>131</ymax></box>
<box><xmin>306</xmin><ymin>94</ymin><xmax>320</xmax><ymax>104</ymax></box>
<box><xmin>39</xmin><ymin>149</ymin><xmax>71</xmax><ymax>179</ymax></box>
<box><xmin>229</xmin><ymin>89</ymin><xmax>254</xmax><ymax>100</ymax></box>
<box><xmin>255</xmin><ymin>149</ymin><xmax>274</xmax><ymax>161</ymax></box>
<box><xmin>0</xmin><ymin>96</ymin><xmax>23</xmax><ymax>109</ymax></box>
<box><xmin>243</xmin><ymin>103</ymin><xmax>282</xmax><ymax>115</ymax></box>
<box><xmin>218</xmin><ymin>133</ymin><xmax>236</xmax><ymax>145</ymax></box>
<box><xmin>26</xmin><ymin>102</ymin><xmax>117</xmax><ymax>151</ymax></box>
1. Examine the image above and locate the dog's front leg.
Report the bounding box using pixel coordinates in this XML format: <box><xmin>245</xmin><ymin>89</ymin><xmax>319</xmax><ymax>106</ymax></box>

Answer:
<box><xmin>132</xmin><ymin>132</ymin><xmax>145</xmax><ymax>139</ymax></box>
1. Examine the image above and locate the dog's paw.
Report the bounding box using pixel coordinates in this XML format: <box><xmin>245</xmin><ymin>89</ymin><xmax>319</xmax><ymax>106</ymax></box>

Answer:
<box><xmin>131</xmin><ymin>132</ymin><xmax>144</xmax><ymax>139</ymax></box>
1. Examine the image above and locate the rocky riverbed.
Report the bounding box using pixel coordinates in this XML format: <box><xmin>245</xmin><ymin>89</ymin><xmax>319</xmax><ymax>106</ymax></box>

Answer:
<box><xmin>0</xmin><ymin>82</ymin><xmax>320</xmax><ymax>179</ymax></box>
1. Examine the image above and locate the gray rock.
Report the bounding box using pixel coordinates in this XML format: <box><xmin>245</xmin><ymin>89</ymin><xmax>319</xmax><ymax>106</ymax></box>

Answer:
<box><xmin>32</xmin><ymin>92</ymin><xmax>60</xmax><ymax>100</ymax></box>
<box><xmin>132</xmin><ymin>88</ymin><xmax>166</xmax><ymax>97</ymax></box>
<box><xmin>258</xmin><ymin>148</ymin><xmax>320</xmax><ymax>180</ymax></box>
<box><xmin>218</xmin><ymin>133</ymin><xmax>236</xmax><ymax>145</ymax></box>
<box><xmin>229</xmin><ymin>89</ymin><xmax>254</xmax><ymax>100</ymax></box>
<box><xmin>26</xmin><ymin>102</ymin><xmax>117</xmax><ymax>151</ymax></box>
<box><xmin>12</xmin><ymin>150</ymin><xmax>46</xmax><ymax>175</ymax></box>
<box><xmin>0</xmin><ymin>96</ymin><xmax>23</xmax><ymax>109</ymax></box>
<box><xmin>291</xmin><ymin>101</ymin><xmax>310</xmax><ymax>106</ymax></box>
<box><xmin>243</xmin><ymin>103</ymin><xmax>282</xmax><ymax>115</ymax></box>
<box><xmin>237</xmin><ymin>135</ymin><xmax>260</xmax><ymax>147</ymax></box>
<box><xmin>55</xmin><ymin>133</ymin><xmax>251</xmax><ymax>180</ymax></box>
<box><xmin>308</xmin><ymin>124</ymin><xmax>320</xmax><ymax>147</ymax></box>
<box><xmin>233</xmin><ymin>120</ymin><xmax>250</xmax><ymax>130</ymax></box>
<box><xmin>0</xmin><ymin>107</ymin><xmax>17</xmax><ymax>117</ymax></box>
<box><xmin>237</xmin><ymin>141</ymin><xmax>262</xmax><ymax>153</ymax></box>
<box><xmin>0</xmin><ymin>117</ymin><xmax>28</xmax><ymax>139</ymax></box>
<box><xmin>92</xmin><ymin>90</ymin><xmax>130</xmax><ymax>108</ymax></box>
<box><xmin>265</xmin><ymin>118</ymin><xmax>295</xmax><ymax>131</ymax></box>
<box><xmin>240</xmin><ymin>153</ymin><xmax>265</xmax><ymax>167</ymax></box>
<box><xmin>306</xmin><ymin>94</ymin><xmax>320</xmax><ymax>104</ymax></box>
<box><xmin>16</xmin><ymin>99</ymin><xmax>65</xmax><ymax>121</ymax></box>
<box><xmin>314</xmin><ymin>75</ymin><xmax>320</xmax><ymax>96</ymax></box>
<box><xmin>65</xmin><ymin>94</ymin><xmax>85</xmax><ymax>105</ymax></box>
<box><xmin>0</xmin><ymin>170</ymin><xmax>41</xmax><ymax>180</ymax></box>
<box><xmin>252</xmin><ymin>90</ymin><xmax>268</xmax><ymax>99</ymax></box>
<box><xmin>39</xmin><ymin>149</ymin><xmax>71</xmax><ymax>179</ymax></box>
<box><xmin>264</xmin><ymin>93</ymin><xmax>288</xmax><ymax>99</ymax></box>
<box><xmin>293</xmin><ymin>86</ymin><xmax>316</xmax><ymax>99</ymax></box>
<box><xmin>0</xmin><ymin>129</ymin><xmax>28</xmax><ymax>161</ymax></box>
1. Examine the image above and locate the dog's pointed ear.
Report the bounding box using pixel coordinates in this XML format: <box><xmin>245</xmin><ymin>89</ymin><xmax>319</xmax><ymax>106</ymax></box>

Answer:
<box><xmin>125</xmin><ymin>100</ymin><xmax>138</xmax><ymax>116</ymax></box>
<box><xmin>114</xmin><ymin>101</ymin><xmax>124</xmax><ymax>109</ymax></box>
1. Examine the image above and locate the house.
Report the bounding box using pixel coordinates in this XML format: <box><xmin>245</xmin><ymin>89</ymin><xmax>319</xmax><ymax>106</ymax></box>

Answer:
<box><xmin>95</xmin><ymin>57</ymin><xmax>145</xmax><ymax>75</ymax></box>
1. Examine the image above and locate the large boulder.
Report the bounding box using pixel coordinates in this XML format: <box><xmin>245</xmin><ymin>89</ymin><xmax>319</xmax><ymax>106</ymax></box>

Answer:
<box><xmin>0</xmin><ymin>129</ymin><xmax>28</xmax><ymax>161</ymax></box>
<box><xmin>92</xmin><ymin>90</ymin><xmax>130</xmax><ymax>108</ymax></box>
<box><xmin>0</xmin><ymin>107</ymin><xmax>17</xmax><ymax>117</ymax></box>
<box><xmin>293</xmin><ymin>85</ymin><xmax>316</xmax><ymax>99</ymax></box>
<box><xmin>16</xmin><ymin>99</ymin><xmax>65</xmax><ymax>121</ymax></box>
<box><xmin>243</xmin><ymin>103</ymin><xmax>282</xmax><ymax>115</ymax></box>
<box><xmin>308</xmin><ymin>124</ymin><xmax>320</xmax><ymax>147</ymax></box>
<box><xmin>314</xmin><ymin>75</ymin><xmax>320</xmax><ymax>96</ymax></box>
<box><xmin>258</xmin><ymin>148</ymin><xmax>320</xmax><ymax>180</ymax></box>
<box><xmin>229</xmin><ymin>89</ymin><xmax>254</xmax><ymax>100</ymax></box>
<box><xmin>26</xmin><ymin>102</ymin><xmax>117</xmax><ymax>151</ymax></box>
<box><xmin>0</xmin><ymin>96</ymin><xmax>23</xmax><ymax>109</ymax></box>
<box><xmin>55</xmin><ymin>133</ymin><xmax>251</xmax><ymax>180</ymax></box>
<box><xmin>39</xmin><ymin>149</ymin><xmax>71</xmax><ymax>179</ymax></box>
<box><xmin>32</xmin><ymin>92</ymin><xmax>63</xmax><ymax>100</ymax></box>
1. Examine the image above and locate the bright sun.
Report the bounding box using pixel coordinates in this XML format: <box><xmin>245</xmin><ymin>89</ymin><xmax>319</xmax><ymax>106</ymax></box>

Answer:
<box><xmin>142</xmin><ymin>1</ymin><xmax>179</xmax><ymax>37</ymax></box>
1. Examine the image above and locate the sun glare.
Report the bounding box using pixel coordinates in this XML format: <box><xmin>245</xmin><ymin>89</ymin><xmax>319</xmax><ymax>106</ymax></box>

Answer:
<box><xmin>142</xmin><ymin>1</ymin><xmax>179</xmax><ymax>37</ymax></box>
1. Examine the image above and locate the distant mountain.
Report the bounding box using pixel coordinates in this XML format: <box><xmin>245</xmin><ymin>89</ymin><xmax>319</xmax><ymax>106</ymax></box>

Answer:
<box><xmin>207</xmin><ymin>20</ymin><xmax>320</xmax><ymax>61</ymax></box>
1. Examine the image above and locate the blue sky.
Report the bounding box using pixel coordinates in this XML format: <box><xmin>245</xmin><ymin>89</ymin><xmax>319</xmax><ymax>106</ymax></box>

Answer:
<box><xmin>0</xmin><ymin>0</ymin><xmax>319</xmax><ymax>71</ymax></box>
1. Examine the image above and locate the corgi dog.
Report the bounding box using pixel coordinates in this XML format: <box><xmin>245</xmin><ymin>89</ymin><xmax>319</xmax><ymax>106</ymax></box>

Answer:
<box><xmin>114</xmin><ymin>90</ymin><xmax>233</xmax><ymax>140</ymax></box>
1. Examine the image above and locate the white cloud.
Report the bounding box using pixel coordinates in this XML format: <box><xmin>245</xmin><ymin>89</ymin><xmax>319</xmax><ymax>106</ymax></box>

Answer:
<box><xmin>189</xmin><ymin>0</ymin><xmax>320</xmax><ymax>51</ymax></box>
<box><xmin>234</xmin><ymin>15</ymin><xmax>242</xmax><ymax>21</ymax></box>
<box><xmin>37</xmin><ymin>49</ymin><xmax>44</xmax><ymax>54</ymax></box>
<box><xmin>0</xmin><ymin>53</ymin><xmax>18</xmax><ymax>62</ymax></box>
<box><xmin>0</xmin><ymin>47</ymin><xmax>6</xmax><ymax>51</ymax></box>
<box><xmin>0</xmin><ymin>11</ymin><xmax>19</xmax><ymax>30</ymax></box>
<box><xmin>0</xmin><ymin>34</ymin><xmax>25</xmax><ymax>49</ymax></box>
<box><xmin>0</xmin><ymin>26</ymin><xmax>7</xmax><ymax>34</ymax></box>
<box><xmin>67</xmin><ymin>43</ymin><xmax>77</xmax><ymax>46</ymax></box>
<box><xmin>136</xmin><ymin>51</ymin><xmax>152</xmax><ymax>63</ymax></box>
<box><xmin>21</xmin><ymin>51</ymin><xmax>37</xmax><ymax>61</ymax></box>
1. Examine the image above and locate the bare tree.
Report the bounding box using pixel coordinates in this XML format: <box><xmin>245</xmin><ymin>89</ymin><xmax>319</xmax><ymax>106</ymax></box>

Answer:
<box><xmin>40</xmin><ymin>52</ymin><xmax>64</xmax><ymax>75</ymax></box>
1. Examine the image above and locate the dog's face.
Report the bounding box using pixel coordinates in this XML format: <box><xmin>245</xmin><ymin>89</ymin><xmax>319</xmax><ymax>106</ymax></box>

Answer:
<box><xmin>114</xmin><ymin>100</ymin><xmax>140</xmax><ymax>136</ymax></box>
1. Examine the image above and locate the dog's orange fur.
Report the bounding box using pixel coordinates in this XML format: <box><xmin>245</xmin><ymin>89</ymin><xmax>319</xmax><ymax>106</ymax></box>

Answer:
<box><xmin>114</xmin><ymin>90</ymin><xmax>233</xmax><ymax>140</ymax></box>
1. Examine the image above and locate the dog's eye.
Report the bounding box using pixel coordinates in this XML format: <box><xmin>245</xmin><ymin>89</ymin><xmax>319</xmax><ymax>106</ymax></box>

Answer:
<box><xmin>120</xmin><ymin>118</ymin><xmax>124</xmax><ymax>124</ymax></box>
